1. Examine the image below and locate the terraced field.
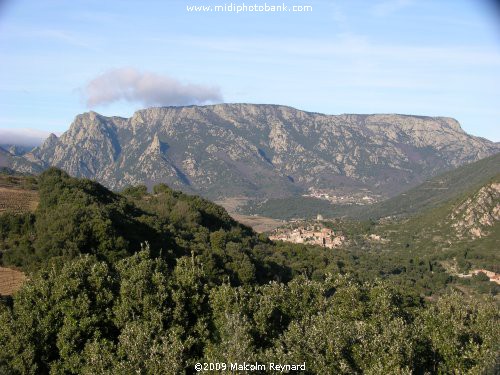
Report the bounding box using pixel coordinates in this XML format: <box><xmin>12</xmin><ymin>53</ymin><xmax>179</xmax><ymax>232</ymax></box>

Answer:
<box><xmin>0</xmin><ymin>187</ymin><xmax>38</xmax><ymax>214</ymax></box>
<box><xmin>0</xmin><ymin>267</ymin><xmax>26</xmax><ymax>295</ymax></box>
<box><xmin>0</xmin><ymin>174</ymin><xmax>38</xmax><ymax>214</ymax></box>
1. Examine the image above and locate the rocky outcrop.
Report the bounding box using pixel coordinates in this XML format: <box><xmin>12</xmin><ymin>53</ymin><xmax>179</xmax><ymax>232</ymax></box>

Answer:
<box><xmin>0</xmin><ymin>146</ymin><xmax>43</xmax><ymax>175</ymax></box>
<box><xmin>20</xmin><ymin>104</ymin><xmax>500</xmax><ymax>199</ymax></box>
<box><xmin>449</xmin><ymin>181</ymin><xmax>500</xmax><ymax>238</ymax></box>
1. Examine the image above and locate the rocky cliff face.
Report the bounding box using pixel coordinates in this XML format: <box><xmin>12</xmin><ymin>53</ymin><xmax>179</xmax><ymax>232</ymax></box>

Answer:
<box><xmin>0</xmin><ymin>146</ymin><xmax>43</xmax><ymax>174</ymax></box>
<box><xmin>21</xmin><ymin>104</ymin><xmax>500</xmax><ymax>199</ymax></box>
<box><xmin>449</xmin><ymin>180</ymin><xmax>500</xmax><ymax>239</ymax></box>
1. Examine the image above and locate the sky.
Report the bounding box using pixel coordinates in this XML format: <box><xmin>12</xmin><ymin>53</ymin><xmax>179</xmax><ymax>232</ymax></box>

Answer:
<box><xmin>0</xmin><ymin>0</ymin><xmax>500</xmax><ymax>144</ymax></box>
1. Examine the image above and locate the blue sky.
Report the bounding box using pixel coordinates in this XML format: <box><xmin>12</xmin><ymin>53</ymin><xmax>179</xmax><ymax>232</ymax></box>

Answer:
<box><xmin>1</xmin><ymin>0</ymin><xmax>500</xmax><ymax>143</ymax></box>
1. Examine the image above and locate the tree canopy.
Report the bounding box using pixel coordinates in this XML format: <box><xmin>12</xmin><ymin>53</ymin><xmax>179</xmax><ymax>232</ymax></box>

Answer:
<box><xmin>0</xmin><ymin>169</ymin><xmax>498</xmax><ymax>373</ymax></box>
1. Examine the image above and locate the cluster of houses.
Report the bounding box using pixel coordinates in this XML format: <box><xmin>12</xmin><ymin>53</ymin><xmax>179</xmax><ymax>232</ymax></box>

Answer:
<box><xmin>457</xmin><ymin>269</ymin><xmax>500</xmax><ymax>285</ymax></box>
<box><xmin>269</xmin><ymin>222</ymin><xmax>345</xmax><ymax>248</ymax></box>
<box><xmin>470</xmin><ymin>269</ymin><xmax>500</xmax><ymax>285</ymax></box>
<box><xmin>302</xmin><ymin>188</ymin><xmax>380</xmax><ymax>205</ymax></box>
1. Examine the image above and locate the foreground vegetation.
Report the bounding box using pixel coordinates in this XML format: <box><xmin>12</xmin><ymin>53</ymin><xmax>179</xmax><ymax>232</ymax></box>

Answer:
<box><xmin>1</xmin><ymin>249</ymin><xmax>498</xmax><ymax>374</ymax></box>
<box><xmin>0</xmin><ymin>169</ymin><xmax>498</xmax><ymax>373</ymax></box>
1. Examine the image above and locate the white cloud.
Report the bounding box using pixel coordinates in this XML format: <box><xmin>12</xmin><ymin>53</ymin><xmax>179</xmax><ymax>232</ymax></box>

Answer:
<box><xmin>0</xmin><ymin>128</ymin><xmax>52</xmax><ymax>146</ymax></box>
<box><xmin>83</xmin><ymin>67</ymin><xmax>223</xmax><ymax>108</ymax></box>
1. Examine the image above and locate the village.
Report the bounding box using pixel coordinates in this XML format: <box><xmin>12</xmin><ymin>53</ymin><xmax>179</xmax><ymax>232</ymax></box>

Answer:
<box><xmin>457</xmin><ymin>269</ymin><xmax>500</xmax><ymax>285</ymax></box>
<box><xmin>302</xmin><ymin>187</ymin><xmax>382</xmax><ymax>205</ymax></box>
<box><xmin>268</xmin><ymin>216</ymin><xmax>346</xmax><ymax>248</ymax></box>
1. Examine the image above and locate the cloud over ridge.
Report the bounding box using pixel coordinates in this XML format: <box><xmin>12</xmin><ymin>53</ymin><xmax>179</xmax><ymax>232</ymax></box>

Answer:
<box><xmin>0</xmin><ymin>128</ymin><xmax>53</xmax><ymax>147</ymax></box>
<box><xmin>84</xmin><ymin>67</ymin><xmax>223</xmax><ymax>107</ymax></box>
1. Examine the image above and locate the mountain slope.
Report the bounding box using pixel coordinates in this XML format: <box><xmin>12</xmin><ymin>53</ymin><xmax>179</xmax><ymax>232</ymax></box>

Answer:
<box><xmin>384</xmin><ymin>176</ymin><xmax>500</xmax><ymax>271</ymax></box>
<box><xmin>400</xmin><ymin>175</ymin><xmax>500</xmax><ymax>243</ymax></box>
<box><xmin>0</xmin><ymin>168</ymin><xmax>263</xmax><ymax>282</ymax></box>
<box><xmin>22</xmin><ymin>104</ymin><xmax>499</xmax><ymax>199</ymax></box>
<box><xmin>351</xmin><ymin>152</ymin><xmax>500</xmax><ymax>219</ymax></box>
<box><xmin>0</xmin><ymin>146</ymin><xmax>43</xmax><ymax>175</ymax></box>
<box><xmin>449</xmin><ymin>179</ymin><xmax>499</xmax><ymax>239</ymax></box>
<box><xmin>240</xmin><ymin>152</ymin><xmax>500</xmax><ymax>220</ymax></box>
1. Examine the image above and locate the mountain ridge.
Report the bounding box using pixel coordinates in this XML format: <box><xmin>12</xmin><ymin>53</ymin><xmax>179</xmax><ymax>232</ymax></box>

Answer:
<box><xmin>12</xmin><ymin>104</ymin><xmax>500</xmax><ymax>200</ymax></box>
<box><xmin>0</xmin><ymin>146</ymin><xmax>43</xmax><ymax>175</ymax></box>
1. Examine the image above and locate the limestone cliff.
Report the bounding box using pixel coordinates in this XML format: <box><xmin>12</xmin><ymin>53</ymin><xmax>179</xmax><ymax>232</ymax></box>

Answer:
<box><xmin>20</xmin><ymin>104</ymin><xmax>500</xmax><ymax>199</ymax></box>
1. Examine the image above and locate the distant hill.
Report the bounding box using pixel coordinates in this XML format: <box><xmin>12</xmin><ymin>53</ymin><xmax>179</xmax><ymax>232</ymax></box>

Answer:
<box><xmin>0</xmin><ymin>168</ymin><xmax>277</xmax><ymax>282</ymax></box>
<box><xmin>12</xmin><ymin>104</ymin><xmax>499</xmax><ymax>201</ymax></box>
<box><xmin>0</xmin><ymin>144</ymin><xmax>34</xmax><ymax>156</ymax></box>
<box><xmin>0</xmin><ymin>146</ymin><xmax>43</xmax><ymax>175</ymax></box>
<box><xmin>376</xmin><ymin>175</ymin><xmax>500</xmax><ymax>274</ymax></box>
<box><xmin>448</xmin><ymin>178</ymin><xmax>499</xmax><ymax>240</ymax></box>
<box><xmin>243</xmin><ymin>153</ymin><xmax>500</xmax><ymax>220</ymax></box>
<box><xmin>352</xmin><ymin>152</ymin><xmax>500</xmax><ymax>219</ymax></box>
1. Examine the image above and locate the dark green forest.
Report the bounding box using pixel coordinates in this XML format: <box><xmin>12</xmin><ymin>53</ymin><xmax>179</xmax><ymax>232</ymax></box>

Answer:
<box><xmin>0</xmin><ymin>169</ymin><xmax>498</xmax><ymax>374</ymax></box>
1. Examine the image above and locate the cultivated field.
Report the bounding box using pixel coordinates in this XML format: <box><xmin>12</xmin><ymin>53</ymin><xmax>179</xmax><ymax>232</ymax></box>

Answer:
<box><xmin>229</xmin><ymin>212</ymin><xmax>284</xmax><ymax>233</ymax></box>
<box><xmin>0</xmin><ymin>174</ymin><xmax>38</xmax><ymax>214</ymax></box>
<box><xmin>0</xmin><ymin>267</ymin><xmax>26</xmax><ymax>296</ymax></box>
<box><xmin>0</xmin><ymin>187</ymin><xmax>39</xmax><ymax>214</ymax></box>
<box><xmin>215</xmin><ymin>197</ymin><xmax>283</xmax><ymax>233</ymax></box>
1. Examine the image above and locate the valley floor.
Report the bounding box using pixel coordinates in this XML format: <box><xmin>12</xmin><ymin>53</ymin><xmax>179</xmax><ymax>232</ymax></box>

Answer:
<box><xmin>215</xmin><ymin>197</ymin><xmax>284</xmax><ymax>233</ymax></box>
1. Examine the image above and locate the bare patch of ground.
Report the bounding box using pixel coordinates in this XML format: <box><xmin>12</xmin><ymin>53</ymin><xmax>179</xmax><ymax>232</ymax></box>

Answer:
<box><xmin>0</xmin><ymin>187</ymin><xmax>39</xmax><ymax>214</ymax></box>
<box><xmin>215</xmin><ymin>197</ymin><xmax>250</xmax><ymax>212</ymax></box>
<box><xmin>216</xmin><ymin>197</ymin><xmax>284</xmax><ymax>233</ymax></box>
<box><xmin>0</xmin><ymin>267</ymin><xmax>26</xmax><ymax>296</ymax></box>
<box><xmin>229</xmin><ymin>212</ymin><xmax>284</xmax><ymax>233</ymax></box>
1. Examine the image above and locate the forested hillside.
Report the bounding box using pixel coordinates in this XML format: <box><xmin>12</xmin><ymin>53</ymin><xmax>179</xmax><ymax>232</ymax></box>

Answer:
<box><xmin>242</xmin><ymin>152</ymin><xmax>500</xmax><ymax>220</ymax></box>
<box><xmin>0</xmin><ymin>169</ymin><xmax>498</xmax><ymax>374</ymax></box>
<box><xmin>352</xmin><ymin>152</ymin><xmax>500</xmax><ymax>220</ymax></box>
<box><xmin>0</xmin><ymin>168</ymin><xmax>274</xmax><ymax>285</ymax></box>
